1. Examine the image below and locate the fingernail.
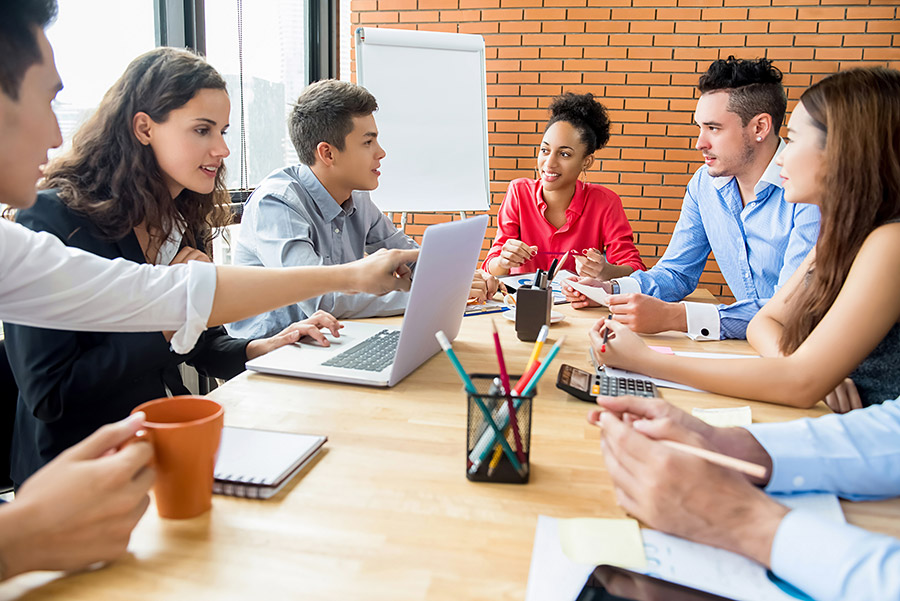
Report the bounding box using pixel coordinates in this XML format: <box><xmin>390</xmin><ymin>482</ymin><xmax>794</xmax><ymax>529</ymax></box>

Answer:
<box><xmin>128</xmin><ymin>411</ymin><xmax>146</xmax><ymax>424</ymax></box>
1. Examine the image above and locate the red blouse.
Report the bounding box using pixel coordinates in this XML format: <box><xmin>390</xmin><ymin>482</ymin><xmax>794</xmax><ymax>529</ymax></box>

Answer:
<box><xmin>483</xmin><ymin>178</ymin><xmax>646</xmax><ymax>275</ymax></box>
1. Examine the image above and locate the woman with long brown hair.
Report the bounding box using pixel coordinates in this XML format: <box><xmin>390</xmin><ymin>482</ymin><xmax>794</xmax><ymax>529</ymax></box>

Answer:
<box><xmin>4</xmin><ymin>47</ymin><xmax>342</xmax><ymax>487</ymax></box>
<box><xmin>591</xmin><ymin>67</ymin><xmax>900</xmax><ymax>412</ymax></box>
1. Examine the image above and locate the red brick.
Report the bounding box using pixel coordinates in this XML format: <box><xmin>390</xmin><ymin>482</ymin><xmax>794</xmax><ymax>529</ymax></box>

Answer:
<box><xmin>610</xmin><ymin>7</ymin><xmax>656</xmax><ymax>20</ymax></box>
<box><xmin>457</xmin><ymin>21</ymin><xmax>498</xmax><ymax>32</ymax></box>
<box><xmin>351</xmin><ymin>0</ymin><xmax>377</xmax><ymax>9</ymax></box>
<box><xmin>585</xmin><ymin>21</ymin><xmax>629</xmax><ymax>34</ymax></box>
<box><xmin>722</xmin><ymin>21</ymin><xmax>766</xmax><ymax>34</ymax></box>
<box><xmin>847</xmin><ymin>6</ymin><xmax>895</xmax><ymax>19</ymax></box>
<box><xmin>607</xmin><ymin>59</ymin><xmax>651</xmax><ymax>72</ymax></box>
<box><xmin>816</xmin><ymin>47</ymin><xmax>863</xmax><ymax>61</ymax></box>
<box><xmin>817</xmin><ymin>20</ymin><xmax>866</xmax><ymax>33</ymax></box>
<box><xmin>866</xmin><ymin>21</ymin><xmax>900</xmax><ymax>34</ymax></box>
<box><xmin>794</xmin><ymin>34</ymin><xmax>841</xmax><ymax>46</ymax></box>
<box><xmin>400</xmin><ymin>10</ymin><xmax>438</xmax><ymax>21</ymax></box>
<box><xmin>378</xmin><ymin>0</ymin><xmax>415</xmax><ymax>9</ymax></box>
<box><xmin>540</xmin><ymin>47</ymin><xmax>583</xmax><ymax>58</ymax></box>
<box><xmin>609</xmin><ymin>33</ymin><xmax>654</xmax><ymax>46</ymax></box>
<box><xmin>567</xmin><ymin>8</ymin><xmax>610</xmax><ymax>20</ymax></box>
<box><xmin>747</xmin><ymin>7</ymin><xmax>796</xmax><ymax>20</ymax></box>
<box><xmin>496</xmin><ymin>46</ymin><xmax>537</xmax><ymax>59</ymax></box>
<box><xmin>769</xmin><ymin>21</ymin><xmax>816</xmax><ymax>34</ymax></box>
<box><xmin>497</xmin><ymin>72</ymin><xmax>538</xmax><ymax>84</ymax></box>
<box><xmin>520</xmin><ymin>59</ymin><xmax>564</xmax><ymax>71</ymax></box>
<box><xmin>657</xmin><ymin>7</ymin><xmax>700</xmax><ymax>19</ymax></box>
<box><xmin>698</xmin><ymin>34</ymin><xmax>746</xmax><ymax>47</ymax></box>
<box><xmin>542</xmin><ymin>21</ymin><xmax>585</xmax><ymax>33</ymax></box>
<box><xmin>864</xmin><ymin>47</ymin><xmax>900</xmax><ymax>61</ymax></box>
<box><xmin>522</xmin><ymin>33</ymin><xmax>565</xmax><ymax>46</ymax></box>
<box><xmin>500</xmin><ymin>20</ymin><xmax>540</xmax><ymax>32</ymax></box>
<box><xmin>481</xmin><ymin>8</ymin><xmax>523</xmax><ymax>19</ymax></box>
<box><xmin>746</xmin><ymin>34</ymin><xmax>793</xmax><ymax>47</ymax></box>
<box><xmin>582</xmin><ymin>72</ymin><xmax>627</xmax><ymax>85</ymax></box>
<box><xmin>844</xmin><ymin>34</ymin><xmax>892</xmax><ymax>46</ymax></box>
<box><xmin>626</xmin><ymin>72</ymin><xmax>671</xmax><ymax>85</ymax></box>
<box><xmin>631</xmin><ymin>21</ymin><xmax>676</xmax><ymax>34</ymax></box>
<box><xmin>675</xmin><ymin>21</ymin><xmax>719</xmax><ymax>34</ymax></box>
<box><xmin>653</xmin><ymin>34</ymin><xmax>699</xmax><ymax>47</ymax></box>
<box><xmin>700</xmin><ymin>7</ymin><xmax>747</xmax><ymax>20</ymax></box>
<box><xmin>359</xmin><ymin>11</ymin><xmax>398</xmax><ymax>22</ymax></box>
<box><xmin>797</xmin><ymin>7</ymin><xmax>845</xmax><ymax>20</ymax></box>
<box><xmin>628</xmin><ymin>47</ymin><xmax>673</xmax><ymax>60</ymax></box>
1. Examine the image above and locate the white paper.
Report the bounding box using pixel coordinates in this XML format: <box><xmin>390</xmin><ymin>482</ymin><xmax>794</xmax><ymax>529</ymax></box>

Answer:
<box><xmin>566</xmin><ymin>280</ymin><xmax>611</xmax><ymax>307</ymax></box>
<box><xmin>526</xmin><ymin>494</ymin><xmax>842</xmax><ymax>601</ymax></box>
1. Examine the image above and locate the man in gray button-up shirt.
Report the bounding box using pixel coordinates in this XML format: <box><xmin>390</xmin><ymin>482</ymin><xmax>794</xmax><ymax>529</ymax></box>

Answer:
<box><xmin>228</xmin><ymin>80</ymin><xmax>495</xmax><ymax>339</ymax></box>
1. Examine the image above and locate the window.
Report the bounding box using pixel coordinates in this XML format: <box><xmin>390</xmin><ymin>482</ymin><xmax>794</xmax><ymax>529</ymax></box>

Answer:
<box><xmin>45</xmin><ymin>0</ymin><xmax>157</xmax><ymax>159</ymax></box>
<box><xmin>204</xmin><ymin>0</ymin><xmax>306</xmax><ymax>190</ymax></box>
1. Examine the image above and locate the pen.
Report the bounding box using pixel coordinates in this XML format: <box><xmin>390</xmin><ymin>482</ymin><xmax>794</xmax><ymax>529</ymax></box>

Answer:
<box><xmin>436</xmin><ymin>331</ymin><xmax>525</xmax><ymax>476</ymax></box>
<box><xmin>492</xmin><ymin>319</ymin><xmax>525</xmax><ymax>463</ymax></box>
<box><xmin>547</xmin><ymin>257</ymin><xmax>559</xmax><ymax>282</ymax></box>
<box><xmin>600</xmin><ymin>313</ymin><xmax>613</xmax><ymax>353</ymax></box>
<box><xmin>533</xmin><ymin>269</ymin><xmax>543</xmax><ymax>288</ymax></box>
<box><xmin>588</xmin><ymin>419</ymin><xmax>767</xmax><ymax>480</ymax></box>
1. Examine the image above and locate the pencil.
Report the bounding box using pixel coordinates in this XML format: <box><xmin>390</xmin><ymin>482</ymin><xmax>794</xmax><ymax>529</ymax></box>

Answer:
<box><xmin>589</xmin><ymin>419</ymin><xmax>767</xmax><ymax>479</ymax></box>
<box><xmin>491</xmin><ymin>319</ymin><xmax>525</xmax><ymax>464</ymax></box>
<box><xmin>525</xmin><ymin>324</ymin><xmax>549</xmax><ymax>370</ymax></box>
<box><xmin>554</xmin><ymin>250</ymin><xmax>570</xmax><ymax>279</ymax></box>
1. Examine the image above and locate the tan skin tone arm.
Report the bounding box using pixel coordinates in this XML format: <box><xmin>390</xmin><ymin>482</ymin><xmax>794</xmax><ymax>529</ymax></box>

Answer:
<box><xmin>592</xmin><ymin>223</ymin><xmax>900</xmax><ymax>408</ymax></box>
<box><xmin>205</xmin><ymin>249</ymin><xmax>418</xmax><ymax>327</ymax></box>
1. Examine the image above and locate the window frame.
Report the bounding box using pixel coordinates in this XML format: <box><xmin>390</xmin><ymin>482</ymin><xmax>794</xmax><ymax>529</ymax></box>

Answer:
<box><xmin>154</xmin><ymin>0</ymin><xmax>340</xmax><ymax>214</ymax></box>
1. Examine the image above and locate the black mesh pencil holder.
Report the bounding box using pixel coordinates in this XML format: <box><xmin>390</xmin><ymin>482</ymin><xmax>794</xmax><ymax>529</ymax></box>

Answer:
<box><xmin>465</xmin><ymin>374</ymin><xmax>534</xmax><ymax>484</ymax></box>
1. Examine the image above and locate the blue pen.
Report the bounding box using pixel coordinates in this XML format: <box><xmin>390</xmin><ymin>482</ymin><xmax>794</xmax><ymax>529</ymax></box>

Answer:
<box><xmin>435</xmin><ymin>331</ymin><xmax>525</xmax><ymax>475</ymax></box>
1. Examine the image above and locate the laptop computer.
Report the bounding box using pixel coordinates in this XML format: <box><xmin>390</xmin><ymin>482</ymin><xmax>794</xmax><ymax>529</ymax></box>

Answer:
<box><xmin>245</xmin><ymin>214</ymin><xmax>489</xmax><ymax>387</ymax></box>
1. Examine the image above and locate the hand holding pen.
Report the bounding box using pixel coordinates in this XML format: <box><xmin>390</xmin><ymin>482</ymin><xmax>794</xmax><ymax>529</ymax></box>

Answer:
<box><xmin>492</xmin><ymin>239</ymin><xmax>538</xmax><ymax>274</ymax></box>
<box><xmin>574</xmin><ymin>247</ymin><xmax>611</xmax><ymax>280</ymax></box>
<box><xmin>589</xmin><ymin>317</ymin><xmax>650</xmax><ymax>371</ymax></box>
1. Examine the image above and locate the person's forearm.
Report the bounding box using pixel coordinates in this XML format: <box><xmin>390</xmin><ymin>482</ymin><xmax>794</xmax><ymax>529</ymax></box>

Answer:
<box><xmin>746</xmin><ymin>315</ymin><xmax>785</xmax><ymax>357</ymax></box>
<box><xmin>207</xmin><ymin>265</ymin><xmax>357</xmax><ymax>327</ymax></box>
<box><xmin>713</xmin><ymin>492</ymin><xmax>788</xmax><ymax>567</ymax></box>
<box><xmin>709</xmin><ymin>427</ymin><xmax>774</xmax><ymax>486</ymax></box>
<box><xmin>485</xmin><ymin>257</ymin><xmax>509</xmax><ymax>277</ymax></box>
<box><xmin>635</xmin><ymin>353</ymin><xmax>832</xmax><ymax>408</ymax></box>
<box><xmin>602</xmin><ymin>263</ymin><xmax>635</xmax><ymax>280</ymax></box>
<box><xmin>0</xmin><ymin>502</ymin><xmax>40</xmax><ymax>579</ymax></box>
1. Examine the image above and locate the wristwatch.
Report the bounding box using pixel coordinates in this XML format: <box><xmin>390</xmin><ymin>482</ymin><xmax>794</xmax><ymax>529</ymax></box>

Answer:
<box><xmin>610</xmin><ymin>280</ymin><xmax>620</xmax><ymax>294</ymax></box>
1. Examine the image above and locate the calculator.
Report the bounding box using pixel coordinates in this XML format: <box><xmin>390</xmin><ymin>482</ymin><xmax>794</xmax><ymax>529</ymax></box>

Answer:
<box><xmin>556</xmin><ymin>364</ymin><xmax>658</xmax><ymax>402</ymax></box>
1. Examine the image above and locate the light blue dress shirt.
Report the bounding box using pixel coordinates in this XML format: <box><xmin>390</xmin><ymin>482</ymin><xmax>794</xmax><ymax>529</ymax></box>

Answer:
<box><xmin>227</xmin><ymin>164</ymin><xmax>418</xmax><ymax>339</ymax></box>
<box><xmin>625</xmin><ymin>142</ymin><xmax>820</xmax><ymax>339</ymax></box>
<box><xmin>746</xmin><ymin>398</ymin><xmax>900</xmax><ymax>601</ymax></box>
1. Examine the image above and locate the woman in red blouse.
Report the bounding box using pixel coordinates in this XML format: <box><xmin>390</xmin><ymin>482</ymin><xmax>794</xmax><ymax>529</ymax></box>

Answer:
<box><xmin>483</xmin><ymin>93</ymin><xmax>645</xmax><ymax>278</ymax></box>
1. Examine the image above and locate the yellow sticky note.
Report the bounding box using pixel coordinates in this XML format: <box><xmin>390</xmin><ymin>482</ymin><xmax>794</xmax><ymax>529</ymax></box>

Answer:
<box><xmin>558</xmin><ymin>518</ymin><xmax>647</xmax><ymax>570</ymax></box>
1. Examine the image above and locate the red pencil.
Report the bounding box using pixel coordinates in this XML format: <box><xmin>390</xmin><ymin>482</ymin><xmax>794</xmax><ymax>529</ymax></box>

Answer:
<box><xmin>491</xmin><ymin>319</ymin><xmax>525</xmax><ymax>464</ymax></box>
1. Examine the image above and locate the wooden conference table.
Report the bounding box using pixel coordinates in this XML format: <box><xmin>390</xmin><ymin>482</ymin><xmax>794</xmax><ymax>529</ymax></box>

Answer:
<box><xmin>4</xmin><ymin>290</ymin><xmax>900</xmax><ymax>600</ymax></box>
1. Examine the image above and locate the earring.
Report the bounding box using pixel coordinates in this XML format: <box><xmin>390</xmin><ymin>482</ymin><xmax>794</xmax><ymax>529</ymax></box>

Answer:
<box><xmin>756</xmin><ymin>136</ymin><xmax>762</xmax><ymax>142</ymax></box>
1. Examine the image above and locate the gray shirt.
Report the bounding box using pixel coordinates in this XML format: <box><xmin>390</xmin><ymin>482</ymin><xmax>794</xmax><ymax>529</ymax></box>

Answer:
<box><xmin>227</xmin><ymin>164</ymin><xmax>418</xmax><ymax>339</ymax></box>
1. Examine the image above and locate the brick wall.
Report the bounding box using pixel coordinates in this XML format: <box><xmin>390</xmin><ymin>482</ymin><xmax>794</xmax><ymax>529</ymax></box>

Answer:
<box><xmin>348</xmin><ymin>0</ymin><xmax>900</xmax><ymax>301</ymax></box>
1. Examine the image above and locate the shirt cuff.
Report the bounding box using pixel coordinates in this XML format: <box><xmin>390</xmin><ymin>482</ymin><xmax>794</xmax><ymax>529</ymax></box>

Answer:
<box><xmin>770</xmin><ymin>509</ymin><xmax>886</xmax><ymax>601</ymax></box>
<box><xmin>169</xmin><ymin>261</ymin><xmax>217</xmax><ymax>355</ymax></box>
<box><xmin>612</xmin><ymin>277</ymin><xmax>641</xmax><ymax>294</ymax></box>
<box><xmin>746</xmin><ymin>419</ymin><xmax>820</xmax><ymax>494</ymax></box>
<box><xmin>681</xmin><ymin>301</ymin><xmax>720</xmax><ymax>340</ymax></box>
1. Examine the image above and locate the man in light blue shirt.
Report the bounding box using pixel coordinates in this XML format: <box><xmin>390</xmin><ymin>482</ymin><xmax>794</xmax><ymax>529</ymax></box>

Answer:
<box><xmin>593</xmin><ymin>394</ymin><xmax>900</xmax><ymax>601</ymax></box>
<box><xmin>229</xmin><ymin>80</ymin><xmax>495</xmax><ymax>339</ymax></box>
<box><xmin>565</xmin><ymin>57</ymin><xmax>820</xmax><ymax>340</ymax></box>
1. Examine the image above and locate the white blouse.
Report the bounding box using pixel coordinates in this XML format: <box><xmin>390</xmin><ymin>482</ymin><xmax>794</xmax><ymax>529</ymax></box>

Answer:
<box><xmin>0</xmin><ymin>218</ymin><xmax>215</xmax><ymax>354</ymax></box>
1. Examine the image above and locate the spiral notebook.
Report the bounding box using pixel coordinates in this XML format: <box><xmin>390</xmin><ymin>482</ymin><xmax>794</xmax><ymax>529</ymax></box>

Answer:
<box><xmin>213</xmin><ymin>426</ymin><xmax>327</xmax><ymax>499</ymax></box>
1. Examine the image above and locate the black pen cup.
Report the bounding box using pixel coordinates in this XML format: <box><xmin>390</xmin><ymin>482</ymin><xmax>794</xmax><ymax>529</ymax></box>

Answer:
<box><xmin>465</xmin><ymin>374</ymin><xmax>534</xmax><ymax>484</ymax></box>
<box><xmin>515</xmin><ymin>285</ymin><xmax>552</xmax><ymax>342</ymax></box>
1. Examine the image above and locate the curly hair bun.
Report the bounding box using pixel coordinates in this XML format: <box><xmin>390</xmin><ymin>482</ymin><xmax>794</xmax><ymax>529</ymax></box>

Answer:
<box><xmin>547</xmin><ymin>92</ymin><xmax>611</xmax><ymax>154</ymax></box>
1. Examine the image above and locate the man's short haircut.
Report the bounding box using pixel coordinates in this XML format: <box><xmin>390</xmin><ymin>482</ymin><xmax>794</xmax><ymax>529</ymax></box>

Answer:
<box><xmin>288</xmin><ymin>80</ymin><xmax>378</xmax><ymax>166</ymax></box>
<box><xmin>698</xmin><ymin>56</ymin><xmax>787</xmax><ymax>132</ymax></box>
<box><xmin>0</xmin><ymin>0</ymin><xmax>58</xmax><ymax>100</ymax></box>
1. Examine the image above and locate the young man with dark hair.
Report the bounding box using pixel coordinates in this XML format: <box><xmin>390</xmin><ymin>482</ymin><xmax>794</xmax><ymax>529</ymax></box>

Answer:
<box><xmin>566</xmin><ymin>57</ymin><xmax>820</xmax><ymax>341</ymax></box>
<box><xmin>230</xmin><ymin>79</ymin><xmax>497</xmax><ymax>338</ymax></box>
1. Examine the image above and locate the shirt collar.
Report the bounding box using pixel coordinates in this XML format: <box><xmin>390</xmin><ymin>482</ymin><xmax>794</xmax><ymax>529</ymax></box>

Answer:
<box><xmin>711</xmin><ymin>138</ymin><xmax>786</xmax><ymax>197</ymax></box>
<box><xmin>295</xmin><ymin>163</ymin><xmax>355</xmax><ymax>221</ymax></box>
<box><xmin>534</xmin><ymin>179</ymin><xmax>588</xmax><ymax>216</ymax></box>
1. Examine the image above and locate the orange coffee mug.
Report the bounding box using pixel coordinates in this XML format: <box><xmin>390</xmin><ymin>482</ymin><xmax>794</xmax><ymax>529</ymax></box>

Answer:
<box><xmin>131</xmin><ymin>396</ymin><xmax>224</xmax><ymax>519</ymax></box>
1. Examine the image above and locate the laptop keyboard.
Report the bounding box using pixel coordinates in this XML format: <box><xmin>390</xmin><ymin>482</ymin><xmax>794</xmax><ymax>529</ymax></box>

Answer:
<box><xmin>596</xmin><ymin>373</ymin><xmax>657</xmax><ymax>398</ymax></box>
<box><xmin>322</xmin><ymin>329</ymin><xmax>400</xmax><ymax>372</ymax></box>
